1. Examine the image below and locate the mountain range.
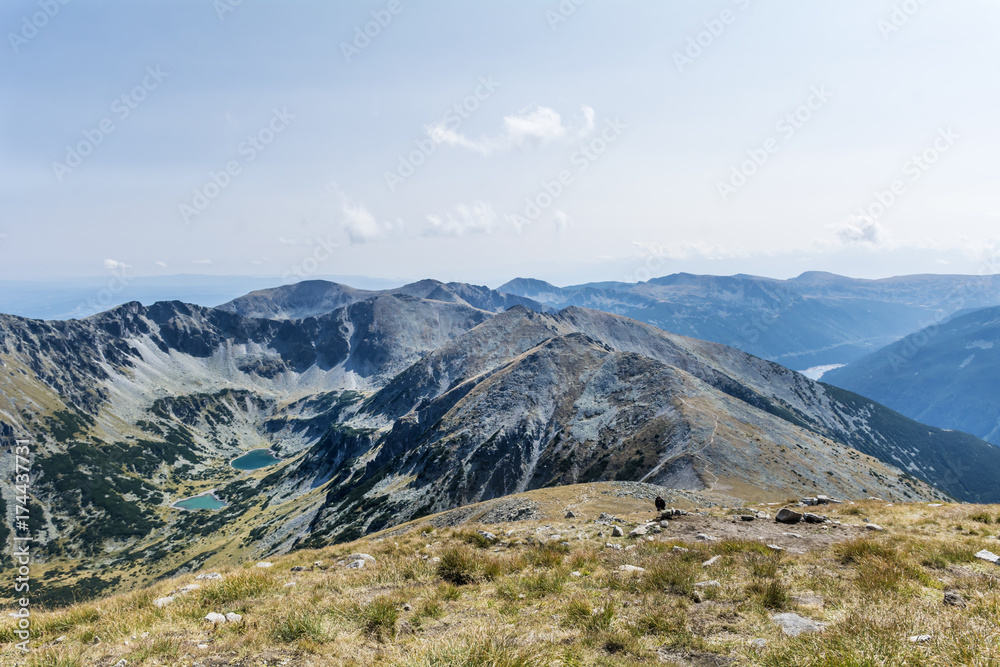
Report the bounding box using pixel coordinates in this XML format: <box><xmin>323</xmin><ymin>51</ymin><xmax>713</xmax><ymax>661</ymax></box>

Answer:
<box><xmin>825</xmin><ymin>305</ymin><xmax>1000</xmax><ymax>445</ymax></box>
<box><xmin>498</xmin><ymin>272</ymin><xmax>1000</xmax><ymax>370</ymax></box>
<box><xmin>3</xmin><ymin>278</ymin><xmax>1000</xmax><ymax>605</ymax></box>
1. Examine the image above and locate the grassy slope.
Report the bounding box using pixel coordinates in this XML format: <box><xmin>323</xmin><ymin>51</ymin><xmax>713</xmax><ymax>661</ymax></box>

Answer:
<box><xmin>2</xmin><ymin>485</ymin><xmax>999</xmax><ymax>667</ymax></box>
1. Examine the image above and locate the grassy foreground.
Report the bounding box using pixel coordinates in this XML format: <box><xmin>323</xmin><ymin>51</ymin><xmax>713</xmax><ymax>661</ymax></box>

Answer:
<box><xmin>2</xmin><ymin>498</ymin><xmax>1000</xmax><ymax>666</ymax></box>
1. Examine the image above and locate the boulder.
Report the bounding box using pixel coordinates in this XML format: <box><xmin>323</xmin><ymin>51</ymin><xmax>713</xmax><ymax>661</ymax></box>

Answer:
<box><xmin>618</xmin><ymin>564</ymin><xmax>646</xmax><ymax>573</ymax></box>
<box><xmin>224</xmin><ymin>612</ymin><xmax>243</xmax><ymax>623</ymax></box>
<box><xmin>943</xmin><ymin>590</ymin><xmax>967</xmax><ymax>607</ymax></box>
<box><xmin>771</xmin><ymin>613</ymin><xmax>826</xmax><ymax>637</ymax></box>
<box><xmin>865</xmin><ymin>524</ymin><xmax>885</xmax><ymax>532</ymax></box>
<box><xmin>775</xmin><ymin>508</ymin><xmax>803</xmax><ymax>524</ymax></box>
<box><xmin>803</xmin><ymin>513</ymin><xmax>828</xmax><ymax>524</ymax></box>
<box><xmin>204</xmin><ymin>612</ymin><xmax>227</xmax><ymax>625</ymax></box>
<box><xmin>477</xmin><ymin>531</ymin><xmax>498</xmax><ymax>542</ymax></box>
<box><xmin>611</xmin><ymin>525</ymin><xmax>624</xmax><ymax>537</ymax></box>
<box><xmin>975</xmin><ymin>549</ymin><xmax>1000</xmax><ymax>564</ymax></box>
<box><xmin>628</xmin><ymin>525</ymin><xmax>648</xmax><ymax>537</ymax></box>
<box><xmin>346</xmin><ymin>553</ymin><xmax>376</xmax><ymax>564</ymax></box>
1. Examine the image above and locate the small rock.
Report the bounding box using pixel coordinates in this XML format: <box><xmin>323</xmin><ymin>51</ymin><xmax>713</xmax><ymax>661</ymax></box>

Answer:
<box><xmin>702</xmin><ymin>555</ymin><xmax>721</xmax><ymax>567</ymax></box>
<box><xmin>430</xmin><ymin>557</ymin><xmax>441</xmax><ymax>563</ymax></box>
<box><xmin>801</xmin><ymin>497</ymin><xmax>817</xmax><ymax>506</ymax></box>
<box><xmin>153</xmin><ymin>597</ymin><xmax>174</xmax><ymax>608</ymax></box>
<box><xmin>865</xmin><ymin>524</ymin><xmax>884</xmax><ymax>532</ymax></box>
<box><xmin>477</xmin><ymin>530</ymin><xmax>498</xmax><ymax>542</ymax></box>
<box><xmin>54</xmin><ymin>636</ymin><xmax>67</xmax><ymax>643</ymax></box>
<box><xmin>255</xmin><ymin>562</ymin><xmax>273</xmax><ymax>568</ymax></box>
<box><xmin>618</xmin><ymin>564</ymin><xmax>646</xmax><ymax>573</ymax></box>
<box><xmin>803</xmin><ymin>513</ymin><xmax>828</xmax><ymax>524</ymax></box>
<box><xmin>775</xmin><ymin>508</ymin><xmax>803</xmax><ymax>524</ymax></box>
<box><xmin>782</xmin><ymin>532</ymin><xmax>802</xmax><ymax>539</ymax></box>
<box><xmin>694</xmin><ymin>580</ymin><xmax>721</xmax><ymax>588</ymax></box>
<box><xmin>928</xmin><ymin>503</ymin><xmax>943</xmax><ymax>507</ymax></box>
<box><xmin>204</xmin><ymin>612</ymin><xmax>227</xmax><ymax>625</ymax></box>
<box><xmin>738</xmin><ymin>515</ymin><xmax>755</xmax><ymax>521</ymax></box>
<box><xmin>695</xmin><ymin>533</ymin><xmax>715</xmax><ymax>541</ymax></box>
<box><xmin>345</xmin><ymin>559</ymin><xmax>366</xmax><ymax>569</ymax></box>
<box><xmin>749</xmin><ymin>638</ymin><xmax>767</xmax><ymax>650</ymax></box>
<box><xmin>975</xmin><ymin>549</ymin><xmax>1000</xmax><ymax>564</ymax></box>
<box><xmin>283</xmin><ymin>582</ymin><xmax>296</xmax><ymax>588</ymax></box>
<box><xmin>611</xmin><ymin>525</ymin><xmax>624</xmax><ymax>537</ymax></box>
<box><xmin>570</xmin><ymin>571</ymin><xmax>582</xmax><ymax>577</ymax></box>
<box><xmin>771</xmin><ymin>612</ymin><xmax>826</xmax><ymax>637</ymax></box>
<box><xmin>402</xmin><ymin>603</ymin><xmax>412</xmax><ymax>611</ymax></box>
<box><xmin>178</xmin><ymin>584</ymin><xmax>201</xmax><ymax>594</ymax></box>
<box><xmin>629</xmin><ymin>526</ymin><xmax>648</xmax><ymax>537</ymax></box>
<box><xmin>944</xmin><ymin>590</ymin><xmax>967</xmax><ymax>607</ymax></box>
<box><xmin>908</xmin><ymin>634</ymin><xmax>932</xmax><ymax>643</ymax></box>
<box><xmin>197</xmin><ymin>643</ymin><xmax>209</xmax><ymax>649</ymax></box>
<box><xmin>347</xmin><ymin>553</ymin><xmax>376</xmax><ymax>564</ymax></box>
<box><xmin>196</xmin><ymin>572</ymin><xmax>223</xmax><ymax>580</ymax></box>
<box><xmin>113</xmin><ymin>660</ymin><xmax>128</xmax><ymax>667</ymax></box>
<box><xmin>756</xmin><ymin>512</ymin><xmax>770</xmax><ymax>520</ymax></box>
<box><xmin>290</xmin><ymin>566</ymin><xmax>306</xmax><ymax>572</ymax></box>
<box><xmin>565</xmin><ymin>510</ymin><xmax>576</xmax><ymax>518</ymax></box>
<box><xmin>672</xmin><ymin>546</ymin><xmax>689</xmax><ymax>553</ymax></box>
<box><xmin>767</xmin><ymin>544</ymin><xmax>784</xmax><ymax>552</ymax></box>
<box><xmin>659</xmin><ymin>520</ymin><xmax>670</xmax><ymax>528</ymax></box>
<box><xmin>225</xmin><ymin>612</ymin><xmax>243</xmax><ymax>623</ymax></box>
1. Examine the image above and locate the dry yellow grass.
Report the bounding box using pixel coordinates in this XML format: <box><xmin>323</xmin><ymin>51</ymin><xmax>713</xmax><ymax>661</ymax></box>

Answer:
<box><xmin>1</xmin><ymin>493</ymin><xmax>999</xmax><ymax>666</ymax></box>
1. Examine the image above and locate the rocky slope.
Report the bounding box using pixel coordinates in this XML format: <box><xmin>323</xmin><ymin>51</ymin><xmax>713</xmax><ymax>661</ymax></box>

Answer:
<box><xmin>1</xmin><ymin>290</ymin><xmax>996</xmax><ymax>605</ymax></box>
<box><xmin>825</xmin><ymin>305</ymin><xmax>1000</xmax><ymax>445</ymax></box>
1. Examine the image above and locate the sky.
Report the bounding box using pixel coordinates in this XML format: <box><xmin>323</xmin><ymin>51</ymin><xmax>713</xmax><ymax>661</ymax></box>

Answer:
<box><xmin>2</xmin><ymin>0</ymin><xmax>1000</xmax><ymax>289</ymax></box>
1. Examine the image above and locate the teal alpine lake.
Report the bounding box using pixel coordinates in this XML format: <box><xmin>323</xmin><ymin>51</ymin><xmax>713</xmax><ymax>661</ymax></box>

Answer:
<box><xmin>231</xmin><ymin>448</ymin><xmax>282</xmax><ymax>471</ymax></box>
<box><xmin>173</xmin><ymin>492</ymin><xmax>227</xmax><ymax>511</ymax></box>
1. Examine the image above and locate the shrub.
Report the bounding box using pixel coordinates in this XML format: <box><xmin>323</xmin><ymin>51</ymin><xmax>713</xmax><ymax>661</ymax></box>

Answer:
<box><xmin>270</xmin><ymin>609</ymin><xmax>325</xmax><ymax>643</ymax></box>
<box><xmin>360</xmin><ymin>596</ymin><xmax>398</xmax><ymax>641</ymax></box>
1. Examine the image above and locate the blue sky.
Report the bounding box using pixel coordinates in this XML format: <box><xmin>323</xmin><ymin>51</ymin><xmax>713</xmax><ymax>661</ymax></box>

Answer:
<box><xmin>2</xmin><ymin>0</ymin><xmax>999</xmax><ymax>286</ymax></box>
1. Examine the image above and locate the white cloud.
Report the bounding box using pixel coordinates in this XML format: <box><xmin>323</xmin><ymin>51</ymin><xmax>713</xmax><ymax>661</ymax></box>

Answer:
<box><xmin>192</xmin><ymin>259</ymin><xmax>213</xmax><ymax>265</ymax></box>
<box><xmin>829</xmin><ymin>215</ymin><xmax>890</xmax><ymax>248</ymax></box>
<box><xmin>427</xmin><ymin>105</ymin><xmax>595</xmax><ymax>156</ymax></box>
<box><xmin>154</xmin><ymin>260</ymin><xmax>168</xmax><ymax>268</ymax></box>
<box><xmin>426</xmin><ymin>201</ymin><xmax>499</xmax><ymax>236</ymax></box>
<box><xmin>327</xmin><ymin>184</ymin><xmax>393</xmax><ymax>244</ymax></box>
<box><xmin>103</xmin><ymin>259</ymin><xmax>131</xmax><ymax>271</ymax></box>
<box><xmin>632</xmin><ymin>241</ymin><xmax>755</xmax><ymax>261</ymax></box>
